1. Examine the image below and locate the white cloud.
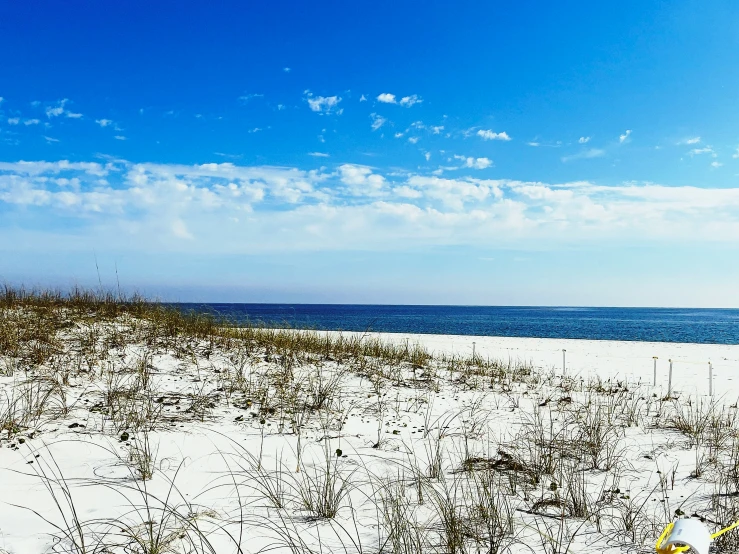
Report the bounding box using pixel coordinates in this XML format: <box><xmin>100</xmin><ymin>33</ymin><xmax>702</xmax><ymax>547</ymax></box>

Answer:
<box><xmin>711</xmin><ymin>161</ymin><xmax>723</xmax><ymax>168</ymax></box>
<box><xmin>468</xmin><ymin>157</ymin><xmax>492</xmax><ymax>169</ymax></box>
<box><xmin>239</xmin><ymin>93</ymin><xmax>264</xmax><ymax>103</ymax></box>
<box><xmin>561</xmin><ymin>148</ymin><xmax>606</xmax><ymax>163</ymax></box>
<box><xmin>399</xmin><ymin>95</ymin><xmax>421</xmax><ymax>107</ymax></box>
<box><xmin>338</xmin><ymin>164</ymin><xmax>385</xmax><ymax>196</ymax></box>
<box><xmin>172</xmin><ymin>219</ymin><xmax>193</xmax><ymax>239</ymax></box>
<box><xmin>24</xmin><ymin>119</ymin><xmax>40</xmax><ymax>126</ymax></box>
<box><xmin>44</xmin><ymin>136</ymin><xmax>60</xmax><ymax>143</ymax></box>
<box><xmin>308</xmin><ymin>152</ymin><xmax>330</xmax><ymax>158</ymax></box>
<box><xmin>96</xmin><ymin>119</ymin><xmax>113</xmax><ymax>127</ymax></box>
<box><xmin>114</xmin><ymin>135</ymin><xmax>127</xmax><ymax>141</ymax></box>
<box><xmin>619</xmin><ymin>130</ymin><xmax>632</xmax><ymax>143</ymax></box>
<box><xmin>408</xmin><ymin>137</ymin><xmax>419</xmax><ymax>144</ymax></box>
<box><xmin>0</xmin><ymin>160</ymin><xmax>110</xmax><ymax>176</ymax></box>
<box><xmin>283</xmin><ymin>67</ymin><xmax>291</xmax><ymax>73</ymax></box>
<box><xmin>359</xmin><ymin>95</ymin><xmax>367</xmax><ymax>102</ymax></box>
<box><xmin>7</xmin><ymin>117</ymin><xmax>19</xmax><ymax>125</ymax></box>
<box><xmin>477</xmin><ymin>130</ymin><xmax>511</xmax><ymax>141</ymax></box>
<box><xmin>527</xmin><ymin>142</ymin><xmax>540</xmax><ymax>147</ymax></box>
<box><xmin>689</xmin><ymin>147</ymin><xmax>714</xmax><ymax>156</ymax></box>
<box><xmin>678</xmin><ymin>137</ymin><xmax>701</xmax><ymax>145</ymax></box>
<box><xmin>374</xmin><ymin>93</ymin><xmax>421</xmax><ymax>107</ymax></box>
<box><xmin>370</xmin><ymin>113</ymin><xmax>386</xmax><ymax>131</ymax></box>
<box><xmin>394</xmin><ymin>132</ymin><xmax>404</xmax><ymax>138</ymax></box>
<box><xmin>431</xmin><ymin>126</ymin><xmax>444</xmax><ymax>135</ymax></box>
<box><xmin>578</xmin><ymin>136</ymin><xmax>590</xmax><ymax>144</ymax></box>
<box><xmin>454</xmin><ymin>155</ymin><xmax>492</xmax><ymax>169</ymax></box>
<box><xmin>6</xmin><ymin>159</ymin><xmax>739</xmax><ymax>255</ymax></box>
<box><xmin>0</xmin><ymin>97</ymin><xmax>3</xmax><ymax>104</ymax></box>
<box><xmin>306</xmin><ymin>94</ymin><xmax>342</xmax><ymax>114</ymax></box>
<box><xmin>42</xmin><ymin>99</ymin><xmax>83</xmax><ymax>119</ymax></box>
<box><xmin>733</xmin><ymin>147</ymin><xmax>739</xmax><ymax>159</ymax></box>
<box><xmin>424</xmin><ymin>152</ymin><xmax>431</xmax><ymax>161</ymax></box>
<box><xmin>45</xmin><ymin>99</ymin><xmax>68</xmax><ymax>118</ymax></box>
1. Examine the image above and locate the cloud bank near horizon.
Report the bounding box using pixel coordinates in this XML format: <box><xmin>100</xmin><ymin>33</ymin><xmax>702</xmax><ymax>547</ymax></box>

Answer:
<box><xmin>1</xmin><ymin>159</ymin><xmax>738</xmax><ymax>256</ymax></box>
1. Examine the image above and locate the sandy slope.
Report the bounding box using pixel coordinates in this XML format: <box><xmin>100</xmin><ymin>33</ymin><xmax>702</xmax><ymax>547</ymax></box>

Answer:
<box><xmin>326</xmin><ymin>331</ymin><xmax>739</xmax><ymax>398</ymax></box>
<box><xmin>2</xmin><ymin>329</ymin><xmax>738</xmax><ymax>554</ymax></box>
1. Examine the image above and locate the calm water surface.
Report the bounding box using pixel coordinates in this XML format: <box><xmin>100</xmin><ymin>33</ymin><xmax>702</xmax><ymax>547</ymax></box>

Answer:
<box><xmin>171</xmin><ymin>304</ymin><xmax>739</xmax><ymax>345</ymax></box>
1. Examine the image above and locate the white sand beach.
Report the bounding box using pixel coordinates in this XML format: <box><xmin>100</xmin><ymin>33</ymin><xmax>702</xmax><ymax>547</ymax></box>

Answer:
<box><xmin>373</xmin><ymin>332</ymin><xmax>739</xmax><ymax>397</ymax></box>
<box><xmin>2</xmin><ymin>311</ymin><xmax>739</xmax><ymax>554</ymax></box>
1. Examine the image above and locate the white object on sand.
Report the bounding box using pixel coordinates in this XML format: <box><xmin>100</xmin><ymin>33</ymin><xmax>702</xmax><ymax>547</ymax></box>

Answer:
<box><xmin>662</xmin><ymin>519</ymin><xmax>712</xmax><ymax>554</ymax></box>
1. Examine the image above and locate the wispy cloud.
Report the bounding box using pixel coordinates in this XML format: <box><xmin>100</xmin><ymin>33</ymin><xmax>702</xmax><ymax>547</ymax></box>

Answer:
<box><xmin>678</xmin><ymin>136</ymin><xmax>701</xmax><ymax>145</ymax></box>
<box><xmin>619</xmin><ymin>129</ymin><xmax>632</xmax><ymax>143</ymax></box>
<box><xmin>24</xmin><ymin>119</ymin><xmax>40</xmax><ymax>126</ymax></box>
<box><xmin>689</xmin><ymin>147</ymin><xmax>715</xmax><ymax>157</ymax></box>
<box><xmin>45</xmin><ymin>99</ymin><xmax>67</xmax><ymax>118</ymax></box>
<box><xmin>7</xmin><ymin>117</ymin><xmax>19</xmax><ymax>125</ymax></box>
<box><xmin>96</xmin><ymin>119</ymin><xmax>114</xmax><ymax>127</ymax></box>
<box><xmin>561</xmin><ymin>148</ymin><xmax>606</xmax><ymax>163</ymax></box>
<box><xmin>44</xmin><ymin>99</ymin><xmax>82</xmax><ymax>119</ymax></box>
<box><xmin>283</xmin><ymin>67</ymin><xmax>291</xmax><ymax>73</ymax></box>
<box><xmin>239</xmin><ymin>93</ymin><xmax>264</xmax><ymax>103</ymax></box>
<box><xmin>408</xmin><ymin>137</ymin><xmax>419</xmax><ymax>144</ymax></box>
<box><xmin>43</xmin><ymin>136</ymin><xmax>60</xmax><ymax>143</ymax></box>
<box><xmin>454</xmin><ymin>155</ymin><xmax>493</xmax><ymax>169</ymax></box>
<box><xmin>477</xmin><ymin>129</ymin><xmax>511</xmax><ymax>141</ymax></box>
<box><xmin>733</xmin><ymin>146</ymin><xmax>739</xmax><ymax>159</ymax></box>
<box><xmin>370</xmin><ymin>113</ymin><xmax>386</xmax><ymax>131</ymax></box>
<box><xmin>399</xmin><ymin>95</ymin><xmax>421</xmax><ymax>107</ymax></box>
<box><xmin>305</xmin><ymin>93</ymin><xmax>343</xmax><ymax>114</ymax></box>
<box><xmin>578</xmin><ymin>136</ymin><xmax>590</xmax><ymax>144</ymax></box>
<box><xmin>114</xmin><ymin>135</ymin><xmax>127</xmax><ymax>141</ymax></box>
<box><xmin>376</xmin><ymin>93</ymin><xmax>422</xmax><ymax>107</ymax></box>
<box><xmin>308</xmin><ymin>152</ymin><xmax>330</xmax><ymax>158</ymax></box>
<box><xmin>711</xmin><ymin>161</ymin><xmax>723</xmax><ymax>168</ymax></box>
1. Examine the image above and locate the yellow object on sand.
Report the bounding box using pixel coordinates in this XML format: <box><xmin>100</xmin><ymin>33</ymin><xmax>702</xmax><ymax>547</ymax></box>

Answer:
<box><xmin>656</xmin><ymin>518</ymin><xmax>739</xmax><ymax>554</ymax></box>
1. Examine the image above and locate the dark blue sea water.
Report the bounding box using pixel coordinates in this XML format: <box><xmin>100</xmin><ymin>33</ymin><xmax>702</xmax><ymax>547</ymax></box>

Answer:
<box><xmin>172</xmin><ymin>304</ymin><xmax>739</xmax><ymax>345</ymax></box>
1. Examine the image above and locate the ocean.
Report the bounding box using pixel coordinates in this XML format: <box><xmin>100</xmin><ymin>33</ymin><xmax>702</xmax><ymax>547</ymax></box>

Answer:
<box><xmin>172</xmin><ymin>304</ymin><xmax>739</xmax><ymax>345</ymax></box>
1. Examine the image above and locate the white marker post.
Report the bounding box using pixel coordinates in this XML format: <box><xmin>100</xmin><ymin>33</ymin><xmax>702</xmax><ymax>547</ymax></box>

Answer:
<box><xmin>709</xmin><ymin>361</ymin><xmax>713</xmax><ymax>397</ymax></box>
<box><xmin>562</xmin><ymin>349</ymin><xmax>566</xmax><ymax>377</ymax></box>
<box><xmin>668</xmin><ymin>359</ymin><xmax>673</xmax><ymax>397</ymax></box>
<box><xmin>472</xmin><ymin>342</ymin><xmax>476</xmax><ymax>361</ymax></box>
<box><xmin>653</xmin><ymin>356</ymin><xmax>658</xmax><ymax>386</ymax></box>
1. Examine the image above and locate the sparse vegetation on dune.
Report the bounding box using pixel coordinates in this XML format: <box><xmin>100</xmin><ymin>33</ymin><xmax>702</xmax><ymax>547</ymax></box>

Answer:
<box><xmin>1</xmin><ymin>286</ymin><xmax>739</xmax><ymax>554</ymax></box>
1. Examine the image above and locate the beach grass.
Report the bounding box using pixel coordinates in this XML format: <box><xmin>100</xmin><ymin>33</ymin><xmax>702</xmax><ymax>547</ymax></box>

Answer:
<box><xmin>1</xmin><ymin>286</ymin><xmax>739</xmax><ymax>553</ymax></box>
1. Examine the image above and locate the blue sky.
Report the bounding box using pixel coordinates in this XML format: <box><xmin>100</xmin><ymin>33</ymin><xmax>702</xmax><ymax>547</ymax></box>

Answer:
<box><xmin>1</xmin><ymin>1</ymin><xmax>739</xmax><ymax>306</ymax></box>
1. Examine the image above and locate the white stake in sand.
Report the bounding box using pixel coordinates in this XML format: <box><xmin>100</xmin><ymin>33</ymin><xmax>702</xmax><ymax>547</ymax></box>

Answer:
<box><xmin>668</xmin><ymin>359</ymin><xmax>673</xmax><ymax>397</ymax></box>
<box><xmin>709</xmin><ymin>361</ymin><xmax>713</xmax><ymax>396</ymax></box>
<box><xmin>562</xmin><ymin>349</ymin><xmax>566</xmax><ymax>376</ymax></box>
<box><xmin>472</xmin><ymin>341</ymin><xmax>476</xmax><ymax>360</ymax></box>
<box><xmin>653</xmin><ymin>356</ymin><xmax>658</xmax><ymax>386</ymax></box>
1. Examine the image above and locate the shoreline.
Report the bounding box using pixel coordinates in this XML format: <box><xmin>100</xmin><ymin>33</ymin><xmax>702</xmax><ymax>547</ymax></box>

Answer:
<box><xmin>310</xmin><ymin>329</ymin><xmax>739</xmax><ymax>397</ymax></box>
